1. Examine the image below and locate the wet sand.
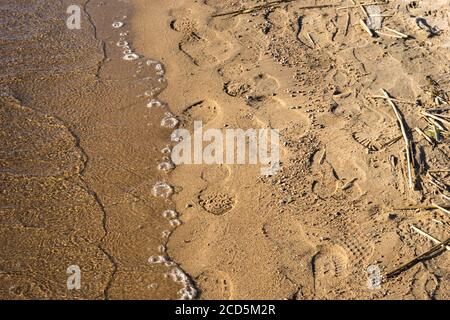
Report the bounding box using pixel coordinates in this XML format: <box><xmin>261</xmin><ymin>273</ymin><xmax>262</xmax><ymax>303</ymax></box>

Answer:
<box><xmin>1</xmin><ymin>0</ymin><xmax>184</xmax><ymax>299</ymax></box>
<box><xmin>1</xmin><ymin>0</ymin><xmax>449</xmax><ymax>300</ymax></box>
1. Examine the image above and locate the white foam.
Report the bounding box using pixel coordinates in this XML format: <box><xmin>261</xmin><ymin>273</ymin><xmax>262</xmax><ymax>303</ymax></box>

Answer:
<box><xmin>161</xmin><ymin>113</ymin><xmax>179</xmax><ymax>129</ymax></box>
<box><xmin>170</xmin><ymin>131</ymin><xmax>184</xmax><ymax>142</ymax></box>
<box><xmin>116</xmin><ymin>40</ymin><xmax>129</xmax><ymax>48</ymax></box>
<box><xmin>169</xmin><ymin>219</ymin><xmax>182</xmax><ymax>227</ymax></box>
<box><xmin>162</xmin><ymin>209</ymin><xmax>178</xmax><ymax>219</ymax></box>
<box><xmin>123</xmin><ymin>53</ymin><xmax>139</xmax><ymax>61</ymax></box>
<box><xmin>148</xmin><ymin>255</ymin><xmax>167</xmax><ymax>264</ymax></box>
<box><xmin>169</xmin><ymin>268</ymin><xmax>197</xmax><ymax>300</ymax></box>
<box><xmin>152</xmin><ymin>182</ymin><xmax>174</xmax><ymax>199</ymax></box>
<box><xmin>147</xmin><ymin>99</ymin><xmax>164</xmax><ymax>108</ymax></box>
<box><xmin>112</xmin><ymin>21</ymin><xmax>124</xmax><ymax>28</ymax></box>
<box><xmin>158</xmin><ymin>161</ymin><xmax>175</xmax><ymax>171</ymax></box>
<box><xmin>158</xmin><ymin>77</ymin><xmax>167</xmax><ymax>84</ymax></box>
<box><xmin>162</xmin><ymin>230</ymin><xmax>172</xmax><ymax>238</ymax></box>
<box><xmin>146</xmin><ymin>59</ymin><xmax>160</xmax><ymax>66</ymax></box>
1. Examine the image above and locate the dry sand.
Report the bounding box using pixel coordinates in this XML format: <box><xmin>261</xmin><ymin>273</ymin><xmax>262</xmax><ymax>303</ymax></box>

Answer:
<box><xmin>133</xmin><ymin>0</ymin><xmax>450</xmax><ymax>299</ymax></box>
<box><xmin>1</xmin><ymin>0</ymin><xmax>449</xmax><ymax>300</ymax></box>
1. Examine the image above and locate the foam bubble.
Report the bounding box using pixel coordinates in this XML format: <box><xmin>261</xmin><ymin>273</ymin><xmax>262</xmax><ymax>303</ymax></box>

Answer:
<box><xmin>123</xmin><ymin>49</ymin><xmax>133</xmax><ymax>55</ymax></box>
<box><xmin>155</xmin><ymin>63</ymin><xmax>165</xmax><ymax>72</ymax></box>
<box><xmin>158</xmin><ymin>161</ymin><xmax>175</xmax><ymax>172</ymax></box>
<box><xmin>147</xmin><ymin>99</ymin><xmax>164</xmax><ymax>108</ymax></box>
<box><xmin>152</xmin><ymin>182</ymin><xmax>174</xmax><ymax>199</ymax></box>
<box><xmin>170</xmin><ymin>131</ymin><xmax>184</xmax><ymax>142</ymax></box>
<box><xmin>168</xmin><ymin>268</ymin><xmax>198</xmax><ymax>300</ymax></box>
<box><xmin>145</xmin><ymin>87</ymin><xmax>164</xmax><ymax>97</ymax></box>
<box><xmin>161</xmin><ymin>147</ymin><xmax>172</xmax><ymax>154</ymax></box>
<box><xmin>112</xmin><ymin>21</ymin><xmax>124</xmax><ymax>28</ymax></box>
<box><xmin>169</xmin><ymin>219</ymin><xmax>182</xmax><ymax>227</ymax></box>
<box><xmin>179</xmin><ymin>286</ymin><xmax>198</xmax><ymax>300</ymax></box>
<box><xmin>158</xmin><ymin>245</ymin><xmax>166</xmax><ymax>253</ymax></box>
<box><xmin>162</xmin><ymin>230</ymin><xmax>172</xmax><ymax>238</ymax></box>
<box><xmin>170</xmin><ymin>268</ymin><xmax>189</xmax><ymax>283</ymax></box>
<box><xmin>161</xmin><ymin>114</ymin><xmax>179</xmax><ymax>129</ymax></box>
<box><xmin>116</xmin><ymin>40</ymin><xmax>129</xmax><ymax>48</ymax></box>
<box><xmin>162</xmin><ymin>209</ymin><xmax>178</xmax><ymax>219</ymax></box>
<box><xmin>148</xmin><ymin>255</ymin><xmax>167</xmax><ymax>264</ymax></box>
<box><xmin>123</xmin><ymin>53</ymin><xmax>139</xmax><ymax>61</ymax></box>
<box><xmin>146</xmin><ymin>59</ymin><xmax>159</xmax><ymax>66</ymax></box>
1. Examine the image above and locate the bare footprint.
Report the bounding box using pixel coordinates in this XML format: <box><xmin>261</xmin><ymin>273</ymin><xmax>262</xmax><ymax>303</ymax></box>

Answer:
<box><xmin>196</xmin><ymin>270</ymin><xmax>233</xmax><ymax>300</ymax></box>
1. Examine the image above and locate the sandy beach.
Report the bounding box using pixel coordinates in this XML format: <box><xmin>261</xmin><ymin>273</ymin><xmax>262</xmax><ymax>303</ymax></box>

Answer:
<box><xmin>1</xmin><ymin>0</ymin><xmax>449</xmax><ymax>300</ymax></box>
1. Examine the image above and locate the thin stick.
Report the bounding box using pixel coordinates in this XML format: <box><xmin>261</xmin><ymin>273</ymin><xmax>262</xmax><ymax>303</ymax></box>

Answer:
<box><xmin>410</xmin><ymin>226</ymin><xmax>450</xmax><ymax>251</ymax></box>
<box><xmin>427</xmin><ymin>107</ymin><xmax>450</xmax><ymax>112</ymax></box>
<box><xmin>385</xmin><ymin>236</ymin><xmax>450</xmax><ymax>279</ymax></box>
<box><xmin>422</xmin><ymin>111</ymin><xmax>450</xmax><ymax>126</ymax></box>
<box><xmin>360</xmin><ymin>19</ymin><xmax>374</xmax><ymax>37</ymax></box>
<box><xmin>342</xmin><ymin>178</ymin><xmax>358</xmax><ymax>190</ymax></box>
<box><xmin>319</xmin><ymin>149</ymin><xmax>327</xmax><ymax>165</ymax></box>
<box><xmin>429</xmin><ymin>169</ymin><xmax>450</xmax><ymax>173</ymax></box>
<box><xmin>307</xmin><ymin>32</ymin><xmax>316</xmax><ymax>47</ymax></box>
<box><xmin>423</xmin><ymin>116</ymin><xmax>446</xmax><ymax>131</ymax></box>
<box><xmin>212</xmin><ymin>0</ymin><xmax>335</xmax><ymax>18</ymax></box>
<box><xmin>442</xmin><ymin>193</ymin><xmax>450</xmax><ymax>202</ymax></box>
<box><xmin>358</xmin><ymin>0</ymin><xmax>369</xmax><ymax>18</ymax></box>
<box><xmin>375</xmin><ymin>30</ymin><xmax>405</xmax><ymax>39</ymax></box>
<box><xmin>427</xmin><ymin>176</ymin><xmax>447</xmax><ymax>192</ymax></box>
<box><xmin>382</xmin><ymin>89</ymin><xmax>415</xmax><ymax>190</ymax></box>
<box><xmin>369</xmin><ymin>14</ymin><xmax>394</xmax><ymax>17</ymax></box>
<box><xmin>414</xmin><ymin>127</ymin><xmax>434</xmax><ymax>145</ymax></box>
<box><xmin>433</xmin><ymin>203</ymin><xmax>450</xmax><ymax>215</ymax></box>
<box><xmin>394</xmin><ymin>204</ymin><xmax>450</xmax><ymax>210</ymax></box>
<box><xmin>336</xmin><ymin>2</ymin><xmax>388</xmax><ymax>10</ymax></box>
<box><xmin>344</xmin><ymin>6</ymin><xmax>351</xmax><ymax>36</ymax></box>
<box><xmin>384</xmin><ymin>26</ymin><xmax>409</xmax><ymax>38</ymax></box>
<box><xmin>380</xmin><ymin>135</ymin><xmax>402</xmax><ymax>150</ymax></box>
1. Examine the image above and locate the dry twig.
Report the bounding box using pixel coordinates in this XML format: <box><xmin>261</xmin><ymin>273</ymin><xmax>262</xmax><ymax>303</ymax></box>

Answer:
<box><xmin>385</xmin><ymin>236</ymin><xmax>450</xmax><ymax>279</ymax></box>
<box><xmin>381</xmin><ymin>89</ymin><xmax>415</xmax><ymax>190</ymax></box>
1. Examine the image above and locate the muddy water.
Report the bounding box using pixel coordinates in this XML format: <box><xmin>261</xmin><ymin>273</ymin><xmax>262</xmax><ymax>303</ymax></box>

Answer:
<box><xmin>0</xmin><ymin>0</ymin><xmax>183</xmax><ymax>299</ymax></box>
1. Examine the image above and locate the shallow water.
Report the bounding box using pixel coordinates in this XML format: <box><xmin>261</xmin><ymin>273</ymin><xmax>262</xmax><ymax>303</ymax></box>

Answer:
<box><xmin>0</xmin><ymin>0</ymin><xmax>183</xmax><ymax>299</ymax></box>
